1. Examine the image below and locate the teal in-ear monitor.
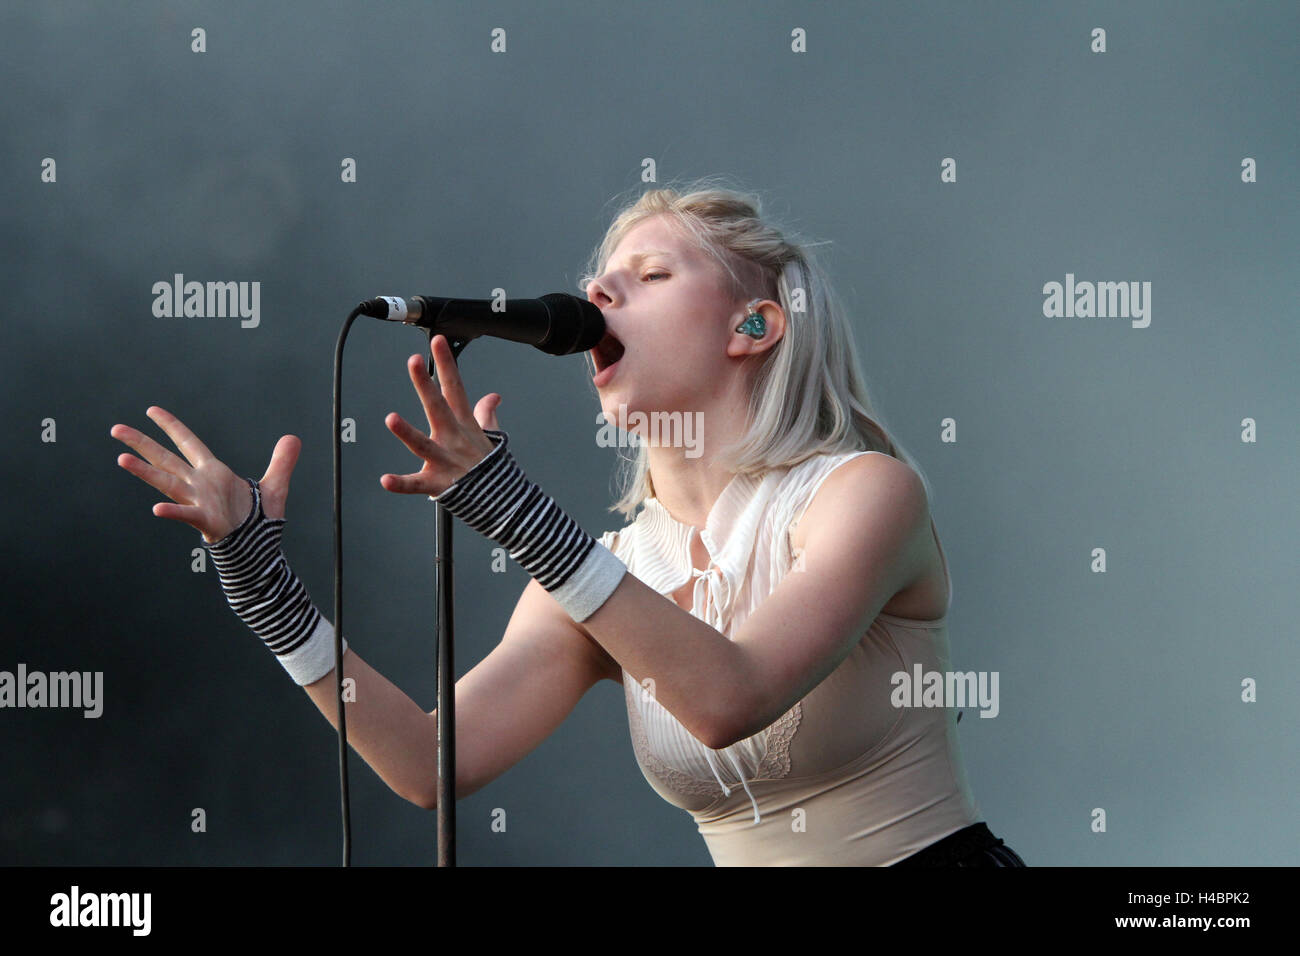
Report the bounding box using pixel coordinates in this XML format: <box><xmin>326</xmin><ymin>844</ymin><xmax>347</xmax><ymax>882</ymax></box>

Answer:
<box><xmin>736</xmin><ymin>300</ymin><xmax>766</xmax><ymax>338</ymax></box>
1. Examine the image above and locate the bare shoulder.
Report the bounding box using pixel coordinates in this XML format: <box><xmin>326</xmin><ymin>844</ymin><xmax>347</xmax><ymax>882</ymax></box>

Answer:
<box><xmin>790</xmin><ymin>452</ymin><xmax>929</xmax><ymax>555</ymax></box>
<box><xmin>789</xmin><ymin>453</ymin><xmax>947</xmax><ymax>620</ymax></box>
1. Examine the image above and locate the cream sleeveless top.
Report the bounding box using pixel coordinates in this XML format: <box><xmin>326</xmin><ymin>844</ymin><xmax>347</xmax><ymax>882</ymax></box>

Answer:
<box><xmin>597</xmin><ymin>450</ymin><xmax>981</xmax><ymax>865</ymax></box>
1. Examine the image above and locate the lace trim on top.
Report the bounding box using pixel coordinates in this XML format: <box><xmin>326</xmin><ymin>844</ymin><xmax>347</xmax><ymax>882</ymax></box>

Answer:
<box><xmin>602</xmin><ymin>451</ymin><xmax>871</xmax><ymax>824</ymax></box>
<box><xmin>624</xmin><ymin>672</ymin><xmax>804</xmax><ymax>796</ymax></box>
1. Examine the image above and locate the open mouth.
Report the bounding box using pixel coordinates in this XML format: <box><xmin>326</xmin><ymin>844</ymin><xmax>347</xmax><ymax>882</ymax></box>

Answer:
<box><xmin>591</xmin><ymin>330</ymin><xmax>626</xmax><ymax>373</ymax></box>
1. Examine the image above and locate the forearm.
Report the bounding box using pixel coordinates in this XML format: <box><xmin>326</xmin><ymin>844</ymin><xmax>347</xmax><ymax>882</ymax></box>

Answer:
<box><xmin>200</xmin><ymin>479</ymin><xmax>448</xmax><ymax>808</ymax></box>
<box><xmin>301</xmin><ymin>641</ymin><xmax>446</xmax><ymax>810</ymax></box>
<box><xmin>579</xmin><ymin>573</ymin><xmax>748</xmax><ymax>748</ymax></box>
<box><xmin>433</xmin><ymin>428</ymin><xmax>748</xmax><ymax>747</ymax></box>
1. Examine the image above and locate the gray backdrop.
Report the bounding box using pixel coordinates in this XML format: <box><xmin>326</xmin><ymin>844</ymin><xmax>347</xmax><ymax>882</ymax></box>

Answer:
<box><xmin>2</xmin><ymin>0</ymin><xmax>1295</xmax><ymax>866</ymax></box>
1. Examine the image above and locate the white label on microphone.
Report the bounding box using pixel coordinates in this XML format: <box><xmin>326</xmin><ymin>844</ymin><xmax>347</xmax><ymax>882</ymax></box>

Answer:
<box><xmin>378</xmin><ymin>296</ymin><xmax>408</xmax><ymax>321</ymax></box>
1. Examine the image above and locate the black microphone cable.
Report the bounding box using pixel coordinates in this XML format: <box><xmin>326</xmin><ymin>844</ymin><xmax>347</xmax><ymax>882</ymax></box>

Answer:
<box><xmin>331</xmin><ymin>305</ymin><xmax>363</xmax><ymax>866</ymax></box>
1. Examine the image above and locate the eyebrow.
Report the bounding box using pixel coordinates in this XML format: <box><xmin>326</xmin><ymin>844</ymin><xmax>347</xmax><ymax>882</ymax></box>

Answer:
<box><xmin>610</xmin><ymin>249</ymin><xmax>676</xmax><ymax>272</ymax></box>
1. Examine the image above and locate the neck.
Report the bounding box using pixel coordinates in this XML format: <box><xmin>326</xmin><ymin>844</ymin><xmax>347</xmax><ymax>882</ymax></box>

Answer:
<box><xmin>643</xmin><ymin>371</ymin><xmax>753</xmax><ymax>529</ymax></box>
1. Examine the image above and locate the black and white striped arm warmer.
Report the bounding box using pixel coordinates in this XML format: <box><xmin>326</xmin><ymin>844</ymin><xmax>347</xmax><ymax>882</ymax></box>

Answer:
<box><xmin>430</xmin><ymin>429</ymin><xmax>627</xmax><ymax>622</ymax></box>
<box><xmin>200</xmin><ymin>478</ymin><xmax>344</xmax><ymax>686</ymax></box>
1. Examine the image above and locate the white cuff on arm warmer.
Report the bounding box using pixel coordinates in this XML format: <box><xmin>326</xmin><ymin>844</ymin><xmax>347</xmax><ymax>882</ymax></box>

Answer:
<box><xmin>430</xmin><ymin>430</ymin><xmax>627</xmax><ymax>622</ymax></box>
<box><xmin>200</xmin><ymin>479</ymin><xmax>344</xmax><ymax>686</ymax></box>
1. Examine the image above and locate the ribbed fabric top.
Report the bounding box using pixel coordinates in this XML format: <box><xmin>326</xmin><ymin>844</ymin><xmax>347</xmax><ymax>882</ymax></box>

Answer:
<box><xmin>598</xmin><ymin>450</ymin><xmax>980</xmax><ymax>865</ymax></box>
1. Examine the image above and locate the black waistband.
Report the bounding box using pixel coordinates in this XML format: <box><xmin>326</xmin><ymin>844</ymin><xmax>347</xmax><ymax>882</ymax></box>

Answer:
<box><xmin>891</xmin><ymin>822</ymin><xmax>1003</xmax><ymax>867</ymax></box>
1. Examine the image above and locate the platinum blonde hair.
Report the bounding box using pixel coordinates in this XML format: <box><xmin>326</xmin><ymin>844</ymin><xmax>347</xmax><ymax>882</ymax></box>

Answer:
<box><xmin>577</xmin><ymin>175</ymin><xmax>933</xmax><ymax>520</ymax></box>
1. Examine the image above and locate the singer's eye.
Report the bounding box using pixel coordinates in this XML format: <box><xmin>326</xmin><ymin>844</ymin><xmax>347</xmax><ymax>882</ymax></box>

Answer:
<box><xmin>643</xmin><ymin>272</ymin><xmax>668</xmax><ymax>281</ymax></box>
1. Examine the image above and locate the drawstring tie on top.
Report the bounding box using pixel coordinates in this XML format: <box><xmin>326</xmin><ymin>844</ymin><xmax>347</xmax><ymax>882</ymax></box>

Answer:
<box><xmin>690</xmin><ymin>560</ymin><xmax>761</xmax><ymax>825</ymax></box>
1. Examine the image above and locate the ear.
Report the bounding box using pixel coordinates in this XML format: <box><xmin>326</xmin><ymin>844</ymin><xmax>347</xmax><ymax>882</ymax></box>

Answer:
<box><xmin>726</xmin><ymin>299</ymin><xmax>786</xmax><ymax>358</ymax></box>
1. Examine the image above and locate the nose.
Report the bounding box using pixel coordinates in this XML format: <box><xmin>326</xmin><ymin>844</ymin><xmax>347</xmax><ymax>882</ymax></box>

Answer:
<box><xmin>585</xmin><ymin>276</ymin><xmax>616</xmax><ymax>309</ymax></box>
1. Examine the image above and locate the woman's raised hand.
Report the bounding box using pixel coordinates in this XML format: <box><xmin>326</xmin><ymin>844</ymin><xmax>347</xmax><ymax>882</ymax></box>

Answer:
<box><xmin>111</xmin><ymin>406</ymin><xmax>302</xmax><ymax>542</ymax></box>
<box><xmin>381</xmin><ymin>334</ymin><xmax>504</xmax><ymax>497</ymax></box>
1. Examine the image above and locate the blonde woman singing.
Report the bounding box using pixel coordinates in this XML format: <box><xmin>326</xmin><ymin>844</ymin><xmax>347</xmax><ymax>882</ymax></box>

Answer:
<box><xmin>112</xmin><ymin>178</ymin><xmax>1025</xmax><ymax>867</ymax></box>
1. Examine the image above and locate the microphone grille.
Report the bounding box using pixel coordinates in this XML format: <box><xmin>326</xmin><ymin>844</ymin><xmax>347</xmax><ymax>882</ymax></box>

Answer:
<box><xmin>538</xmin><ymin>293</ymin><xmax>606</xmax><ymax>355</ymax></box>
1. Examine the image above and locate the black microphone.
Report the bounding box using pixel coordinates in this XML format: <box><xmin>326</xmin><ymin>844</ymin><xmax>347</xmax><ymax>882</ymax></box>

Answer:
<box><xmin>357</xmin><ymin>292</ymin><xmax>605</xmax><ymax>356</ymax></box>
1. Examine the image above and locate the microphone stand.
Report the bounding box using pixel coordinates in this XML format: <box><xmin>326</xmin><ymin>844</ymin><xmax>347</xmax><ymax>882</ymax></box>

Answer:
<box><xmin>342</xmin><ymin>292</ymin><xmax>599</xmax><ymax>866</ymax></box>
<box><xmin>429</xmin><ymin>329</ymin><xmax>473</xmax><ymax>867</ymax></box>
